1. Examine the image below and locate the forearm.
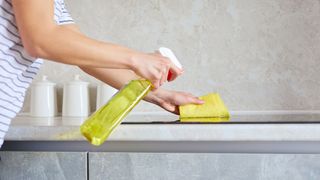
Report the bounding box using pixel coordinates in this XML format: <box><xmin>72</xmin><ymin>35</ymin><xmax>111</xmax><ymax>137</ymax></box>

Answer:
<box><xmin>80</xmin><ymin>67</ymin><xmax>139</xmax><ymax>90</ymax></box>
<box><xmin>80</xmin><ymin>67</ymin><xmax>203</xmax><ymax>115</ymax></box>
<box><xmin>23</xmin><ymin>25</ymin><xmax>136</xmax><ymax>68</ymax></box>
<box><xmin>80</xmin><ymin>67</ymin><xmax>159</xmax><ymax>103</ymax></box>
<box><xmin>53</xmin><ymin>28</ymin><xmax>135</xmax><ymax>68</ymax></box>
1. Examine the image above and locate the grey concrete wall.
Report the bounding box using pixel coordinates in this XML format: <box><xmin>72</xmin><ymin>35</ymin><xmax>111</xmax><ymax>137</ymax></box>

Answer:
<box><xmin>22</xmin><ymin>0</ymin><xmax>320</xmax><ymax>112</ymax></box>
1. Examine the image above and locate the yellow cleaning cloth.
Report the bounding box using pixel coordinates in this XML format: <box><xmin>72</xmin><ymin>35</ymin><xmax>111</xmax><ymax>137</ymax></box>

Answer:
<box><xmin>179</xmin><ymin>93</ymin><xmax>230</xmax><ymax>122</ymax></box>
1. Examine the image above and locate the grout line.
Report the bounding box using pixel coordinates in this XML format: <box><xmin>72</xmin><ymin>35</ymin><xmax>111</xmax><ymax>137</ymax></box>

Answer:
<box><xmin>86</xmin><ymin>152</ymin><xmax>89</xmax><ymax>180</ymax></box>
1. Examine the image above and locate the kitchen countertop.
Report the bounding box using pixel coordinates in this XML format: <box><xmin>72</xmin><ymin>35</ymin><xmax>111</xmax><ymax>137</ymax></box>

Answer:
<box><xmin>5</xmin><ymin>111</ymin><xmax>320</xmax><ymax>142</ymax></box>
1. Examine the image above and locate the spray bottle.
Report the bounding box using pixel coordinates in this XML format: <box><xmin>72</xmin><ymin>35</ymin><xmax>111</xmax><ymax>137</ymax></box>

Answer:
<box><xmin>80</xmin><ymin>48</ymin><xmax>182</xmax><ymax>146</ymax></box>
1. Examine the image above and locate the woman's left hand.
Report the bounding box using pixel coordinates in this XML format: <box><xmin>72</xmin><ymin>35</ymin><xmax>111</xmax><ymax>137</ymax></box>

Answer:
<box><xmin>144</xmin><ymin>89</ymin><xmax>204</xmax><ymax>115</ymax></box>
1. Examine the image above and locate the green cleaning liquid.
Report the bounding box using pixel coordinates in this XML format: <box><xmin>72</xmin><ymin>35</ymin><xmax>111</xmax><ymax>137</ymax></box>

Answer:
<box><xmin>80</xmin><ymin>79</ymin><xmax>152</xmax><ymax>146</ymax></box>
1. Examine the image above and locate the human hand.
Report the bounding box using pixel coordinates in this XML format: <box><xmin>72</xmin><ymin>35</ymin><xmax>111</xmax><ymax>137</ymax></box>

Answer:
<box><xmin>130</xmin><ymin>52</ymin><xmax>183</xmax><ymax>89</ymax></box>
<box><xmin>144</xmin><ymin>88</ymin><xmax>204</xmax><ymax>115</ymax></box>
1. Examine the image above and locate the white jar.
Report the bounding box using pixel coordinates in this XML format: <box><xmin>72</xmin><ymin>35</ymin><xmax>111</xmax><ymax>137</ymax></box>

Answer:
<box><xmin>62</xmin><ymin>74</ymin><xmax>90</xmax><ymax>117</ymax></box>
<box><xmin>96</xmin><ymin>83</ymin><xmax>117</xmax><ymax>110</ymax></box>
<box><xmin>30</xmin><ymin>75</ymin><xmax>57</xmax><ymax>117</ymax></box>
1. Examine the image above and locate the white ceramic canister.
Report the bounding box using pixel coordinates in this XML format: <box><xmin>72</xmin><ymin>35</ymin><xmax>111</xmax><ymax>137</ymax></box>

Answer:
<box><xmin>30</xmin><ymin>75</ymin><xmax>57</xmax><ymax>117</ymax></box>
<box><xmin>96</xmin><ymin>83</ymin><xmax>117</xmax><ymax>110</ymax></box>
<box><xmin>62</xmin><ymin>74</ymin><xmax>90</xmax><ymax>117</ymax></box>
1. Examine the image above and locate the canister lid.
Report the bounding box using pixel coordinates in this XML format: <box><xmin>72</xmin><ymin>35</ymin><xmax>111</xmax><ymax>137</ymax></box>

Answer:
<box><xmin>66</xmin><ymin>74</ymin><xmax>90</xmax><ymax>86</ymax></box>
<box><xmin>33</xmin><ymin>75</ymin><xmax>56</xmax><ymax>86</ymax></box>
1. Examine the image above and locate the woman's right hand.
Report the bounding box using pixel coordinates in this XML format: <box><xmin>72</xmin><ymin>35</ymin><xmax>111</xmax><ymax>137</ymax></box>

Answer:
<box><xmin>130</xmin><ymin>52</ymin><xmax>183</xmax><ymax>89</ymax></box>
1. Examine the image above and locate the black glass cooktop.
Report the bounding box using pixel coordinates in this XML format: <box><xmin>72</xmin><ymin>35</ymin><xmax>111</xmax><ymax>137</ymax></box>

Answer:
<box><xmin>123</xmin><ymin>113</ymin><xmax>320</xmax><ymax>124</ymax></box>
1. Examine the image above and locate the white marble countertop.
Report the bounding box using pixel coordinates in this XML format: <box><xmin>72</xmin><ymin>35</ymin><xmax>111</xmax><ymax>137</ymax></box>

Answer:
<box><xmin>5</xmin><ymin>111</ymin><xmax>320</xmax><ymax>142</ymax></box>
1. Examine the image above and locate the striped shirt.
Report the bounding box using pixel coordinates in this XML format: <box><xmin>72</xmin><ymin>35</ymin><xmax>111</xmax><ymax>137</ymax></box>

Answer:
<box><xmin>0</xmin><ymin>0</ymin><xmax>74</xmax><ymax>148</ymax></box>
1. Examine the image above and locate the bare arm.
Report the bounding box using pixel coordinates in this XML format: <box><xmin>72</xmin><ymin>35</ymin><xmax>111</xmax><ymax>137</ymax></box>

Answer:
<box><xmin>51</xmin><ymin>24</ymin><xmax>204</xmax><ymax>114</ymax></box>
<box><xmin>56</xmin><ymin>25</ymin><xmax>136</xmax><ymax>89</ymax></box>
<box><xmin>12</xmin><ymin>0</ymin><xmax>203</xmax><ymax>114</ymax></box>
<box><xmin>81</xmin><ymin>67</ymin><xmax>138</xmax><ymax>90</ymax></box>
<box><xmin>12</xmin><ymin>0</ymin><xmax>182</xmax><ymax>88</ymax></box>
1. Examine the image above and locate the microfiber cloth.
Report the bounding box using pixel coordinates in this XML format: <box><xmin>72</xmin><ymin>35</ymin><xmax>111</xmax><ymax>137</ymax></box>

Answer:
<box><xmin>179</xmin><ymin>93</ymin><xmax>230</xmax><ymax>122</ymax></box>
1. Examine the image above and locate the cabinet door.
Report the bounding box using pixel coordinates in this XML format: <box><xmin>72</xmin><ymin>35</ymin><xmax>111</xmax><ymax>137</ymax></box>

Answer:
<box><xmin>0</xmin><ymin>151</ymin><xmax>87</xmax><ymax>180</ymax></box>
<box><xmin>88</xmin><ymin>153</ymin><xmax>320</xmax><ymax>180</ymax></box>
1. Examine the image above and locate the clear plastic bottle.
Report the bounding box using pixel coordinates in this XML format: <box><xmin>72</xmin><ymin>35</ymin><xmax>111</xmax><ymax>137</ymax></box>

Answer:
<box><xmin>80</xmin><ymin>79</ymin><xmax>152</xmax><ymax>146</ymax></box>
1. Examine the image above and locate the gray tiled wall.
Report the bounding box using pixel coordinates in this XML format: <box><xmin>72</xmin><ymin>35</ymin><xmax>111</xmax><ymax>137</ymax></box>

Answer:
<box><xmin>22</xmin><ymin>0</ymin><xmax>320</xmax><ymax>112</ymax></box>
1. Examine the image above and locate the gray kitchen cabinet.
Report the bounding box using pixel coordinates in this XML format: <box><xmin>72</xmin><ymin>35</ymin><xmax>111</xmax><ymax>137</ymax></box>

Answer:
<box><xmin>88</xmin><ymin>153</ymin><xmax>320</xmax><ymax>180</ymax></box>
<box><xmin>0</xmin><ymin>151</ymin><xmax>87</xmax><ymax>180</ymax></box>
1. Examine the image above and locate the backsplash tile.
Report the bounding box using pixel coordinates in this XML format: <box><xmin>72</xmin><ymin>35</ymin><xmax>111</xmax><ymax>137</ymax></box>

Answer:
<box><xmin>22</xmin><ymin>0</ymin><xmax>320</xmax><ymax>113</ymax></box>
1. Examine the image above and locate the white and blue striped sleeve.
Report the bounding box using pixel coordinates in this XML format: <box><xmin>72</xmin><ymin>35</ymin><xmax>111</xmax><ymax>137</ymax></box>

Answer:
<box><xmin>54</xmin><ymin>0</ymin><xmax>74</xmax><ymax>25</ymax></box>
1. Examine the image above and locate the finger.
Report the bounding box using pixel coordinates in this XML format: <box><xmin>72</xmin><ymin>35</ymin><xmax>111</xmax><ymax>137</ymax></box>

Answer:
<box><xmin>151</xmin><ymin>79</ymin><xmax>160</xmax><ymax>89</ymax></box>
<box><xmin>153</xmin><ymin>50</ymin><xmax>162</xmax><ymax>56</ymax></box>
<box><xmin>188</xmin><ymin>96</ymin><xmax>205</xmax><ymax>105</ymax></box>
<box><xmin>172</xmin><ymin>95</ymin><xmax>192</xmax><ymax>106</ymax></box>
<box><xmin>172</xmin><ymin>94</ymin><xmax>204</xmax><ymax>105</ymax></box>
<box><xmin>148</xmin><ymin>51</ymin><xmax>162</xmax><ymax>57</ymax></box>
<box><xmin>168</xmin><ymin>63</ymin><xmax>183</xmax><ymax>81</ymax></box>
<box><xmin>183</xmin><ymin>92</ymin><xmax>194</xmax><ymax>97</ymax></box>
<box><xmin>162</xmin><ymin>102</ymin><xmax>176</xmax><ymax>113</ymax></box>
<box><xmin>159</xmin><ymin>68</ymin><xmax>166</xmax><ymax>86</ymax></box>
<box><xmin>173</xmin><ymin>106</ymin><xmax>180</xmax><ymax>115</ymax></box>
<box><xmin>161</xmin><ymin>64</ymin><xmax>170</xmax><ymax>86</ymax></box>
<box><xmin>159</xmin><ymin>74</ymin><xmax>166</xmax><ymax>87</ymax></box>
<box><xmin>155</xmin><ymin>52</ymin><xmax>182</xmax><ymax>81</ymax></box>
<box><xmin>183</xmin><ymin>92</ymin><xmax>204</xmax><ymax>104</ymax></box>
